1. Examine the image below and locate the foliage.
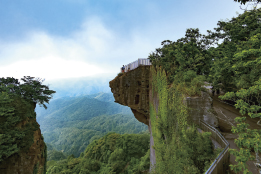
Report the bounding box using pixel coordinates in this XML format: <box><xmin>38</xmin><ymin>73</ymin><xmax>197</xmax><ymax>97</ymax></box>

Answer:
<box><xmin>219</xmin><ymin>79</ymin><xmax>261</xmax><ymax>173</ymax></box>
<box><xmin>0</xmin><ymin>76</ymin><xmax>56</xmax><ymax>109</ymax></box>
<box><xmin>42</xmin><ymin>113</ymin><xmax>148</xmax><ymax>158</ymax></box>
<box><xmin>147</xmin><ymin>7</ymin><xmax>261</xmax><ymax>172</ymax></box>
<box><xmin>149</xmin><ymin>65</ymin><xmax>218</xmax><ymax>173</ymax></box>
<box><xmin>148</xmin><ymin>28</ymin><xmax>212</xmax><ymax>85</ymax></box>
<box><xmin>181</xmin><ymin>125</ymin><xmax>215</xmax><ymax>173</ymax></box>
<box><xmin>203</xmin><ymin>147</ymin><xmax>224</xmax><ymax>173</ymax></box>
<box><xmin>205</xmin><ymin>7</ymin><xmax>261</xmax><ymax>93</ymax></box>
<box><xmin>0</xmin><ymin>91</ymin><xmax>39</xmax><ymax>162</ymax></box>
<box><xmin>205</xmin><ymin>7</ymin><xmax>261</xmax><ymax>173</ymax></box>
<box><xmin>36</xmin><ymin>94</ymin><xmax>134</xmax><ymax>133</ymax></box>
<box><xmin>234</xmin><ymin>0</ymin><xmax>261</xmax><ymax>5</ymax></box>
<box><xmin>46</xmin><ymin>132</ymin><xmax>150</xmax><ymax>174</ymax></box>
<box><xmin>43</xmin><ymin>139</ymin><xmax>47</xmax><ymax>174</ymax></box>
<box><xmin>35</xmin><ymin>93</ymin><xmax>147</xmax><ymax>158</ymax></box>
<box><xmin>47</xmin><ymin>150</ymin><xmax>67</xmax><ymax>161</ymax></box>
<box><xmin>0</xmin><ymin>76</ymin><xmax>54</xmax><ymax>173</ymax></box>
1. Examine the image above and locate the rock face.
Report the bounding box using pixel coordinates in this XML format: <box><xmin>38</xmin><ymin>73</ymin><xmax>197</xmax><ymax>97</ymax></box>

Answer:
<box><xmin>109</xmin><ymin>65</ymin><xmax>150</xmax><ymax>125</ymax></box>
<box><xmin>109</xmin><ymin>66</ymin><xmax>219</xmax><ymax>172</ymax></box>
<box><xmin>185</xmin><ymin>91</ymin><xmax>219</xmax><ymax>128</ymax></box>
<box><xmin>109</xmin><ymin>65</ymin><xmax>155</xmax><ymax>170</ymax></box>
<box><xmin>0</xmin><ymin>102</ymin><xmax>47</xmax><ymax>174</ymax></box>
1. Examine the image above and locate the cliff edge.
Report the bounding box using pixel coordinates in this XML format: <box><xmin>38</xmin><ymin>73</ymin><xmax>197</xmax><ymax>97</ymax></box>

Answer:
<box><xmin>109</xmin><ymin>65</ymin><xmax>150</xmax><ymax>125</ymax></box>
<box><xmin>0</xmin><ymin>101</ymin><xmax>47</xmax><ymax>174</ymax></box>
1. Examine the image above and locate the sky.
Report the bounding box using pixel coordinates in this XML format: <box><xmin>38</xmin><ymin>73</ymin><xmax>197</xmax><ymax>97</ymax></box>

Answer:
<box><xmin>0</xmin><ymin>0</ymin><xmax>260</xmax><ymax>91</ymax></box>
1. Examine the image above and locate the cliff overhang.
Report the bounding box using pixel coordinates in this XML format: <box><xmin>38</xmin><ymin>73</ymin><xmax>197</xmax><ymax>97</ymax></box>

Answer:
<box><xmin>109</xmin><ymin>65</ymin><xmax>150</xmax><ymax>125</ymax></box>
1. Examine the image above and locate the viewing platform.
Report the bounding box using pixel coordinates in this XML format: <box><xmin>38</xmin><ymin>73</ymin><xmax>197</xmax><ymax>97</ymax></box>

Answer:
<box><xmin>121</xmin><ymin>58</ymin><xmax>151</xmax><ymax>73</ymax></box>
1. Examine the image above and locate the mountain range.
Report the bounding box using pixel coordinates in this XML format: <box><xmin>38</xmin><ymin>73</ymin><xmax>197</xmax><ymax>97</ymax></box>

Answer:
<box><xmin>35</xmin><ymin>92</ymin><xmax>148</xmax><ymax>158</ymax></box>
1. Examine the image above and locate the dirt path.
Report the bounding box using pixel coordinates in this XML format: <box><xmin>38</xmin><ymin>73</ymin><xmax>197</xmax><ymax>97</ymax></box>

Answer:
<box><xmin>212</xmin><ymin>94</ymin><xmax>261</xmax><ymax>174</ymax></box>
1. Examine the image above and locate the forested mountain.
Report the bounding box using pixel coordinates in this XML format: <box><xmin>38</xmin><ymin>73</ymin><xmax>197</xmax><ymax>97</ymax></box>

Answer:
<box><xmin>46</xmin><ymin>132</ymin><xmax>151</xmax><ymax>174</ymax></box>
<box><xmin>36</xmin><ymin>92</ymin><xmax>133</xmax><ymax>132</ymax></box>
<box><xmin>35</xmin><ymin>92</ymin><xmax>148</xmax><ymax>159</ymax></box>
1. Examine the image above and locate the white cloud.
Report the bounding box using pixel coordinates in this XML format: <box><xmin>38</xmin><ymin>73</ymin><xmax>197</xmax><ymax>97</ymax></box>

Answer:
<box><xmin>0</xmin><ymin>16</ymin><xmax>157</xmax><ymax>82</ymax></box>
<box><xmin>2</xmin><ymin>3</ymin><xmax>258</xmax><ymax>83</ymax></box>
<box><xmin>0</xmin><ymin>56</ymin><xmax>106</xmax><ymax>80</ymax></box>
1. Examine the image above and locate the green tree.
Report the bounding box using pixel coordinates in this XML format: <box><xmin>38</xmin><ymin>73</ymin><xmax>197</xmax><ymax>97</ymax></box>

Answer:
<box><xmin>47</xmin><ymin>150</ymin><xmax>67</xmax><ymax>161</ymax></box>
<box><xmin>234</xmin><ymin>0</ymin><xmax>261</xmax><ymax>5</ymax></box>
<box><xmin>219</xmin><ymin>79</ymin><xmax>261</xmax><ymax>173</ymax></box>
<box><xmin>148</xmin><ymin>28</ymin><xmax>212</xmax><ymax>85</ymax></box>
<box><xmin>0</xmin><ymin>92</ymin><xmax>18</xmax><ymax>162</ymax></box>
<box><xmin>205</xmin><ymin>7</ymin><xmax>261</xmax><ymax>93</ymax></box>
<box><xmin>0</xmin><ymin>76</ymin><xmax>55</xmax><ymax>173</ymax></box>
<box><xmin>0</xmin><ymin>76</ymin><xmax>56</xmax><ymax>109</ymax></box>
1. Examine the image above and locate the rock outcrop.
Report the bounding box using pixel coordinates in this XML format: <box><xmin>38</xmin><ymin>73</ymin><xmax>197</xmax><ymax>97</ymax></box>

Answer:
<box><xmin>109</xmin><ymin>65</ymin><xmax>219</xmax><ymax>172</ymax></box>
<box><xmin>0</xmin><ymin>102</ymin><xmax>47</xmax><ymax>174</ymax></box>
<box><xmin>109</xmin><ymin>65</ymin><xmax>150</xmax><ymax>125</ymax></box>
<box><xmin>109</xmin><ymin>65</ymin><xmax>154</xmax><ymax>170</ymax></box>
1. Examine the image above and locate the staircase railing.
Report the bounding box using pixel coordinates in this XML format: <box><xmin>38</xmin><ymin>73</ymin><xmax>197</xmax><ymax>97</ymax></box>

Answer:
<box><xmin>198</xmin><ymin>119</ymin><xmax>230</xmax><ymax>174</ymax></box>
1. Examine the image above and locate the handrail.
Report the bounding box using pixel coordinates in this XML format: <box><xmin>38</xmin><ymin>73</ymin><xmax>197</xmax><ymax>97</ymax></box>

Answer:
<box><xmin>198</xmin><ymin>120</ymin><xmax>230</xmax><ymax>174</ymax></box>
<box><xmin>120</xmin><ymin>58</ymin><xmax>152</xmax><ymax>73</ymax></box>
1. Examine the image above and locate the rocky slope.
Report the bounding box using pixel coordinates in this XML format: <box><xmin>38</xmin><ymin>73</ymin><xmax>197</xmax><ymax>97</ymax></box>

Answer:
<box><xmin>0</xmin><ymin>102</ymin><xmax>47</xmax><ymax>174</ymax></box>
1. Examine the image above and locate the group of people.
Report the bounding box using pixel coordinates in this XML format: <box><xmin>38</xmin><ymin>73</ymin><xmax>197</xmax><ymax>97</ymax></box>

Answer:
<box><xmin>121</xmin><ymin>65</ymin><xmax>130</xmax><ymax>73</ymax></box>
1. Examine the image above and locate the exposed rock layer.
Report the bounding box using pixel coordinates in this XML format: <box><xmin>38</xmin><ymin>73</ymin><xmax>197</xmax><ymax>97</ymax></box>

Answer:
<box><xmin>109</xmin><ymin>65</ymin><xmax>155</xmax><ymax>171</ymax></box>
<box><xmin>0</xmin><ymin>102</ymin><xmax>46</xmax><ymax>174</ymax></box>
<box><xmin>109</xmin><ymin>65</ymin><xmax>150</xmax><ymax>125</ymax></box>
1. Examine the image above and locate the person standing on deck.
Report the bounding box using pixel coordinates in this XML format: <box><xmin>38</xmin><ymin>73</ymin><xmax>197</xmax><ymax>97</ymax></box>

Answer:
<box><xmin>121</xmin><ymin>65</ymin><xmax>125</xmax><ymax>73</ymax></box>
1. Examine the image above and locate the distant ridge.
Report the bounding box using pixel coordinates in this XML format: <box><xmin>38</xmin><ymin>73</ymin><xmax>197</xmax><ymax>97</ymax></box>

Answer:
<box><xmin>34</xmin><ymin>92</ymin><xmax>147</xmax><ymax>158</ymax></box>
<box><xmin>36</xmin><ymin>92</ymin><xmax>131</xmax><ymax>133</ymax></box>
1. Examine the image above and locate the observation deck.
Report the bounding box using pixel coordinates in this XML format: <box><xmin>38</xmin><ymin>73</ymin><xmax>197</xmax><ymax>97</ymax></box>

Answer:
<box><xmin>121</xmin><ymin>58</ymin><xmax>151</xmax><ymax>73</ymax></box>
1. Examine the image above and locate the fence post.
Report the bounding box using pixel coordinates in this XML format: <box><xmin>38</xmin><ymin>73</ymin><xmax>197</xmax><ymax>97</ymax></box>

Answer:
<box><xmin>215</xmin><ymin>129</ymin><xmax>217</xmax><ymax>141</ymax></box>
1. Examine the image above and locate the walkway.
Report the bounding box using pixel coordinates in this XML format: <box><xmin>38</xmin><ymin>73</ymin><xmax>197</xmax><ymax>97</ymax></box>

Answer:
<box><xmin>212</xmin><ymin>94</ymin><xmax>261</xmax><ymax>174</ymax></box>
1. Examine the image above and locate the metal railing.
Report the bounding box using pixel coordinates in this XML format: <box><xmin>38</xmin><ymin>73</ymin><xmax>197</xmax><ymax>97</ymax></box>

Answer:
<box><xmin>120</xmin><ymin>58</ymin><xmax>152</xmax><ymax>73</ymax></box>
<box><xmin>197</xmin><ymin>119</ymin><xmax>230</xmax><ymax>174</ymax></box>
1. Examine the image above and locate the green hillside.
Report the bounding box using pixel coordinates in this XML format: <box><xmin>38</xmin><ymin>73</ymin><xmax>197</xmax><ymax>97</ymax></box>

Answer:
<box><xmin>35</xmin><ymin>92</ymin><xmax>148</xmax><ymax>159</ymax></box>
<box><xmin>94</xmin><ymin>92</ymin><xmax>115</xmax><ymax>102</ymax></box>
<box><xmin>36</xmin><ymin>92</ymin><xmax>133</xmax><ymax>133</ymax></box>
<box><xmin>46</xmin><ymin>132</ymin><xmax>151</xmax><ymax>174</ymax></box>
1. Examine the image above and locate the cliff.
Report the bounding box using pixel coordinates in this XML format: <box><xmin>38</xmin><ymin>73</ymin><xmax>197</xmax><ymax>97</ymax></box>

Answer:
<box><xmin>0</xmin><ymin>101</ymin><xmax>47</xmax><ymax>174</ymax></box>
<box><xmin>109</xmin><ymin>65</ymin><xmax>220</xmax><ymax>171</ymax></box>
<box><xmin>185</xmin><ymin>91</ymin><xmax>219</xmax><ymax>128</ymax></box>
<box><xmin>109</xmin><ymin>65</ymin><xmax>150</xmax><ymax>125</ymax></box>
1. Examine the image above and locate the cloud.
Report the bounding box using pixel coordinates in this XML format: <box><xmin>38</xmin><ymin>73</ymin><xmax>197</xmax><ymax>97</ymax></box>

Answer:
<box><xmin>0</xmin><ymin>15</ymin><xmax>158</xmax><ymax>82</ymax></box>
<box><xmin>2</xmin><ymin>2</ymin><xmax>257</xmax><ymax>83</ymax></box>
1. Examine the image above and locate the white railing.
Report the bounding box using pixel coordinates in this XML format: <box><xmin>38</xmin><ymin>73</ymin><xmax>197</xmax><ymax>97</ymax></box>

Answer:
<box><xmin>120</xmin><ymin>58</ymin><xmax>152</xmax><ymax>73</ymax></box>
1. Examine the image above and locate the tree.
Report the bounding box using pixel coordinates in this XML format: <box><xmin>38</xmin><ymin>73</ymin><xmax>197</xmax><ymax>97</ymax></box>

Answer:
<box><xmin>0</xmin><ymin>76</ymin><xmax>56</xmax><ymax>109</ymax></box>
<box><xmin>238</xmin><ymin>0</ymin><xmax>261</xmax><ymax>12</ymax></box>
<box><xmin>205</xmin><ymin>7</ymin><xmax>261</xmax><ymax>93</ymax></box>
<box><xmin>219</xmin><ymin>79</ymin><xmax>261</xmax><ymax>173</ymax></box>
<box><xmin>202</xmin><ymin>7</ymin><xmax>261</xmax><ymax>173</ymax></box>
<box><xmin>234</xmin><ymin>0</ymin><xmax>261</xmax><ymax>5</ymax></box>
<box><xmin>148</xmin><ymin>28</ymin><xmax>212</xmax><ymax>85</ymax></box>
<box><xmin>0</xmin><ymin>92</ymin><xmax>19</xmax><ymax>162</ymax></box>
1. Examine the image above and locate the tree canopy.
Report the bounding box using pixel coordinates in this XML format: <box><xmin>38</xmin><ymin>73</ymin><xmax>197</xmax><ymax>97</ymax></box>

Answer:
<box><xmin>148</xmin><ymin>6</ymin><xmax>261</xmax><ymax>173</ymax></box>
<box><xmin>0</xmin><ymin>76</ymin><xmax>56</xmax><ymax>109</ymax></box>
<box><xmin>234</xmin><ymin>0</ymin><xmax>261</xmax><ymax>5</ymax></box>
